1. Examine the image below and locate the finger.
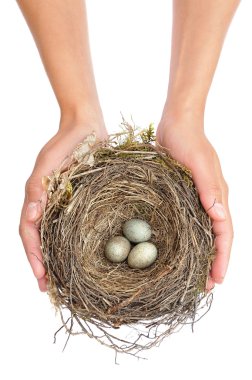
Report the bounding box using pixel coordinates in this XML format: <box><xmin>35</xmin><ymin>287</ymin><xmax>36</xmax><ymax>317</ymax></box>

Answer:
<box><xmin>38</xmin><ymin>276</ymin><xmax>48</xmax><ymax>292</ymax></box>
<box><xmin>203</xmin><ymin>155</ymin><xmax>234</xmax><ymax>283</ymax></box>
<box><xmin>188</xmin><ymin>151</ymin><xmax>233</xmax><ymax>287</ymax></box>
<box><xmin>19</xmin><ymin>221</ymin><xmax>46</xmax><ymax>279</ymax></box>
<box><xmin>25</xmin><ymin>190</ymin><xmax>47</xmax><ymax>222</ymax></box>
<box><xmin>190</xmin><ymin>150</ymin><xmax>226</xmax><ymax>222</ymax></box>
<box><xmin>210</xmin><ymin>185</ymin><xmax>233</xmax><ymax>283</ymax></box>
<box><xmin>19</xmin><ymin>177</ymin><xmax>47</xmax><ymax>280</ymax></box>
<box><xmin>206</xmin><ymin>275</ymin><xmax>215</xmax><ymax>293</ymax></box>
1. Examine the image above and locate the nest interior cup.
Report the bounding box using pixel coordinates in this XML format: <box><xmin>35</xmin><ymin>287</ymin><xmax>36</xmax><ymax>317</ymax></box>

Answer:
<box><xmin>40</xmin><ymin>122</ymin><xmax>215</xmax><ymax>356</ymax></box>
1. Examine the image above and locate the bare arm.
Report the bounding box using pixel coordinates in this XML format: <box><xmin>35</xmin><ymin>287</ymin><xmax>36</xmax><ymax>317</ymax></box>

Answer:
<box><xmin>17</xmin><ymin>0</ymin><xmax>104</xmax><ymax>126</ymax></box>
<box><xmin>157</xmin><ymin>0</ymin><xmax>240</xmax><ymax>290</ymax></box>
<box><xmin>163</xmin><ymin>0</ymin><xmax>240</xmax><ymax>119</ymax></box>
<box><xmin>17</xmin><ymin>0</ymin><xmax>107</xmax><ymax>291</ymax></box>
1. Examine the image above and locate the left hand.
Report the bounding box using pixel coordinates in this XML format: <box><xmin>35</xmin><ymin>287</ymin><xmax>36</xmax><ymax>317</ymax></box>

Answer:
<box><xmin>156</xmin><ymin>118</ymin><xmax>233</xmax><ymax>292</ymax></box>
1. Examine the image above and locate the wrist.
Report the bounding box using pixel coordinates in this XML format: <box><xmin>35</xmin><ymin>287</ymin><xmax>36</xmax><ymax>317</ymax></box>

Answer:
<box><xmin>59</xmin><ymin>103</ymin><xmax>105</xmax><ymax>132</ymax></box>
<box><xmin>159</xmin><ymin>98</ymin><xmax>205</xmax><ymax>131</ymax></box>
<box><xmin>156</xmin><ymin>108</ymin><xmax>205</xmax><ymax>150</ymax></box>
<box><xmin>161</xmin><ymin>76</ymin><xmax>208</xmax><ymax>124</ymax></box>
<box><xmin>58</xmin><ymin>105</ymin><xmax>108</xmax><ymax>143</ymax></box>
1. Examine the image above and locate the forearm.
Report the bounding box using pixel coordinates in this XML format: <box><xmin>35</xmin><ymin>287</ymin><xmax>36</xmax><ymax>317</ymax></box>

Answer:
<box><xmin>162</xmin><ymin>0</ymin><xmax>240</xmax><ymax>124</ymax></box>
<box><xmin>16</xmin><ymin>0</ymin><xmax>103</xmax><ymax>126</ymax></box>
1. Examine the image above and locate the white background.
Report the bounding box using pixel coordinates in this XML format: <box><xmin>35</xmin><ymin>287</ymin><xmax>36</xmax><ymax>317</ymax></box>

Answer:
<box><xmin>0</xmin><ymin>1</ymin><xmax>251</xmax><ymax>379</ymax></box>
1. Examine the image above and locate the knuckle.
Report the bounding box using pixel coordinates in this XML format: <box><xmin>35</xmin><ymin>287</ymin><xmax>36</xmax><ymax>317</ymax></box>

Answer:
<box><xmin>25</xmin><ymin>176</ymin><xmax>39</xmax><ymax>195</ymax></box>
<box><xmin>18</xmin><ymin>223</ymin><xmax>22</xmax><ymax>237</ymax></box>
<box><xmin>204</xmin><ymin>184</ymin><xmax>222</xmax><ymax>203</ymax></box>
<box><xmin>19</xmin><ymin>223</ymin><xmax>24</xmax><ymax>238</ymax></box>
<box><xmin>199</xmin><ymin>183</ymin><xmax>226</xmax><ymax>213</ymax></box>
<box><xmin>222</xmin><ymin>178</ymin><xmax>229</xmax><ymax>194</ymax></box>
<box><xmin>231</xmin><ymin>227</ymin><xmax>234</xmax><ymax>240</ymax></box>
<box><xmin>225</xmin><ymin>226</ymin><xmax>234</xmax><ymax>243</ymax></box>
<box><xmin>208</xmin><ymin>183</ymin><xmax>222</xmax><ymax>195</ymax></box>
<box><xmin>25</xmin><ymin>177</ymin><xmax>33</xmax><ymax>193</ymax></box>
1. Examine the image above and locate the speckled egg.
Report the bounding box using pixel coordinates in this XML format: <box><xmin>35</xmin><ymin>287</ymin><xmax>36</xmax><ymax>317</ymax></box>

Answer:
<box><xmin>127</xmin><ymin>242</ymin><xmax>158</xmax><ymax>269</ymax></box>
<box><xmin>122</xmin><ymin>218</ymin><xmax>152</xmax><ymax>243</ymax></box>
<box><xmin>104</xmin><ymin>236</ymin><xmax>131</xmax><ymax>263</ymax></box>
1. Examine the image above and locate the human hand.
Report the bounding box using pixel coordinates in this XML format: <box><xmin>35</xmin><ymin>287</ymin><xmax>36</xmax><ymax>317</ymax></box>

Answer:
<box><xmin>156</xmin><ymin>117</ymin><xmax>233</xmax><ymax>292</ymax></box>
<box><xmin>19</xmin><ymin>123</ymin><xmax>108</xmax><ymax>292</ymax></box>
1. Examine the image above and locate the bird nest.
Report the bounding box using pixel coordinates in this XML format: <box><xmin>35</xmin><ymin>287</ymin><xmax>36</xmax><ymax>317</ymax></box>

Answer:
<box><xmin>40</xmin><ymin>121</ymin><xmax>215</xmax><ymax>357</ymax></box>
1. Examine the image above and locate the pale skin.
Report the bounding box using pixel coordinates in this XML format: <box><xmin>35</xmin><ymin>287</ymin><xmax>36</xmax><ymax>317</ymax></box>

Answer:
<box><xmin>17</xmin><ymin>0</ymin><xmax>239</xmax><ymax>292</ymax></box>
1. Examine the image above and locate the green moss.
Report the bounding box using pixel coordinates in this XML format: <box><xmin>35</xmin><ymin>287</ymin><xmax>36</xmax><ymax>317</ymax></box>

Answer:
<box><xmin>140</xmin><ymin>123</ymin><xmax>156</xmax><ymax>144</ymax></box>
<box><xmin>153</xmin><ymin>156</ymin><xmax>171</xmax><ymax>169</ymax></box>
<box><xmin>116</xmin><ymin>118</ymin><xmax>156</xmax><ymax>148</ymax></box>
<box><xmin>115</xmin><ymin>153</ymin><xmax>142</xmax><ymax>159</ymax></box>
<box><xmin>182</xmin><ymin>174</ymin><xmax>194</xmax><ymax>188</ymax></box>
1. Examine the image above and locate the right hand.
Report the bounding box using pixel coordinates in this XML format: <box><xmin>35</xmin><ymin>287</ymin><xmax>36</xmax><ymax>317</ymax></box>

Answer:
<box><xmin>19</xmin><ymin>124</ymin><xmax>108</xmax><ymax>292</ymax></box>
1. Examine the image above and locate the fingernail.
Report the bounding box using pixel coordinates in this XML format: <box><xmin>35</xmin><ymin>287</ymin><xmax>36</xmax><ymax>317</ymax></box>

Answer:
<box><xmin>214</xmin><ymin>203</ymin><xmax>226</xmax><ymax>219</ymax></box>
<box><xmin>26</xmin><ymin>202</ymin><xmax>38</xmax><ymax>220</ymax></box>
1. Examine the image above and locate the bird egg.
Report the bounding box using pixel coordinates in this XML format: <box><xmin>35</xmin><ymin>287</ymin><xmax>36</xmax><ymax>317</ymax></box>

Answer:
<box><xmin>104</xmin><ymin>236</ymin><xmax>131</xmax><ymax>263</ymax></box>
<box><xmin>127</xmin><ymin>242</ymin><xmax>158</xmax><ymax>269</ymax></box>
<box><xmin>122</xmin><ymin>218</ymin><xmax>152</xmax><ymax>243</ymax></box>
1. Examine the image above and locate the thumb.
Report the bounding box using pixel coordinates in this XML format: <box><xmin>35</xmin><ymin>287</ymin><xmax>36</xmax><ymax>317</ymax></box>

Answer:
<box><xmin>24</xmin><ymin>176</ymin><xmax>47</xmax><ymax>222</ymax></box>
<box><xmin>199</xmin><ymin>188</ymin><xmax>226</xmax><ymax>221</ymax></box>
<box><xmin>190</xmin><ymin>156</ymin><xmax>226</xmax><ymax>222</ymax></box>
